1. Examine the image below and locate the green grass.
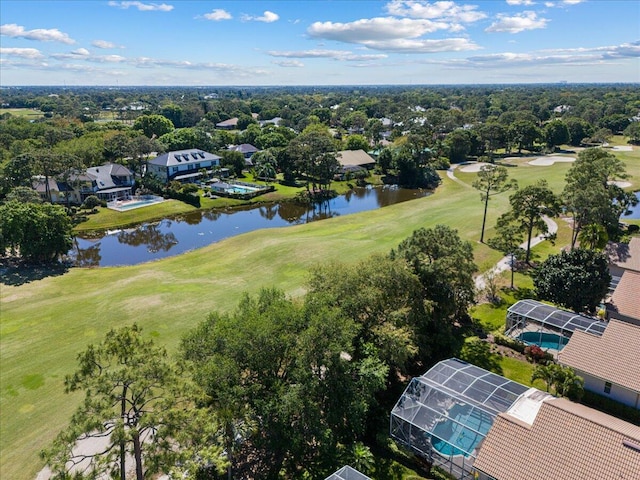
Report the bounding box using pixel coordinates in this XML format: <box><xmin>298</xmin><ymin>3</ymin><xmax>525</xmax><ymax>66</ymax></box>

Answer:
<box><xmin>0</xmin><ymin>156</ymin><xmax>621</xmax><ymax>480</ymax></box>
<box><xmin>0</xmin><ymin>108</ymin><xmax>44</xmax><ymax>118</ymax></box>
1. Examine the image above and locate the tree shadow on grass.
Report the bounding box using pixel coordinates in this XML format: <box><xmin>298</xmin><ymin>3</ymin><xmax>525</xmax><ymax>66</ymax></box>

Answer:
<box><xmin>0</xmin><ymin>258</ymin><xmax>69</xmax><ymax>286</ymax></box>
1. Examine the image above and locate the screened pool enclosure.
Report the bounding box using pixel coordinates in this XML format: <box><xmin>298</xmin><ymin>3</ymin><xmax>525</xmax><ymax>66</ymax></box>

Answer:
<box><xmin>505</xmin><ymin>299</ymin><xmax>607</xmax><ymax>350</ymax></box>
<box><xmin>390</xmin><ymin>358</ymin><xmax>530</xmax><ymax>479</ymax></box>
<box><xmin>325</xmin><ymin>466</ymin><xmax>371</xmax><ymax>480</ymax></box>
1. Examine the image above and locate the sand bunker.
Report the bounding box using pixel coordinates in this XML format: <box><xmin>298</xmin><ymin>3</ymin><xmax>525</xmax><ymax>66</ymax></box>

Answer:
<box><xmin>528</xmin><ymin>156</ymin><xmax>575</xmax><ymax>166</ymax></box>
<box><xmin>458</xmin><ymin>162</ymin><xmax>492</xmax><ymax>172</ymax></box>
<box><xmin>611</xmin><ymin>146</ymin><xmax>633</xmax><ymax>152</ymax></box>
<box><xmin>608</xmin><ymin>180</ymin><xmax>632</xmax><ymax>188</ymax></box>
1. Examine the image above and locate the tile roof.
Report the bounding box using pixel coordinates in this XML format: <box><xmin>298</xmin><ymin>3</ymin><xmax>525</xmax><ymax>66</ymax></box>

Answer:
<box><xmin>558</xmin><ymin>319</ymin><xmax>640</xmax><ymax>393</ymax></box>
<box><xmin>606</xmin><ymin>237</ymin><xmax>640</xmax><ymax>272</ymax></box>
<box><xmin>608</xmin><ymin>270</ymin><xmax>640</xmax><ymax>322</ymax></box>
<box><xmin>474</xmin><ymin>397</ymin><xmax>640</xmax><ymax>480</ymax></box>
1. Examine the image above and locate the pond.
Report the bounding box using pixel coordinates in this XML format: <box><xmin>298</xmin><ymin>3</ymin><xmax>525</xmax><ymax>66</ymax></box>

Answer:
<box><xmin>67</xmin><ymin>185</ymin><xmax>431</xmax><ymax>267</ymax></box>
<box><xmin>620</xmin><ymin>191</ymin><xmax>640</xmax><ymax>220</ymax></box>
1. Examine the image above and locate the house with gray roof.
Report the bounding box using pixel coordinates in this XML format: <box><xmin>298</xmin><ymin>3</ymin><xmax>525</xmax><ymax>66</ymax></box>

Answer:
<box><xmin>229</xmin><ymin>143</ymin><xmax>259</xmax><ymax>165</ymax></box>
<box><xmin>32</xmin><ymin>163</ymin><xmax>134</xmax><ymax>203</ymax></box>
<box><xmin>216</xmin><ymin>117</ymin><xmax>238</xmax><ymax>130</ymax></box>
<box><xmin>147</xmin><ymin>149</ymin><xmax>221</xmax><ymax>184</ymax></box>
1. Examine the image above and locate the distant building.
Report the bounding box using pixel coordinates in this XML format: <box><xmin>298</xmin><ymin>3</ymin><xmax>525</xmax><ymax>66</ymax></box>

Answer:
<box><xmin>147</xmin><ymin>149</ymin><xmax>221</xmax><ymax>184</ymax></box>
<box><xmin>216</xmin><ymin>117</ymin><xmax>238</xmax><ymax>130</ymax></box>
<box><xmin>336</xmin><ymin>150</ymin><xmax>376</xmax><ymax>170</ymax></box>
<box><xmin>229</xmin><ymin>143</ymin><xmax>259</xmax><ymax>166</ymax></box>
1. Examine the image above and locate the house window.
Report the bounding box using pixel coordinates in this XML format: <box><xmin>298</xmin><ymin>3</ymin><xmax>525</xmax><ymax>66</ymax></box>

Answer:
<box><xmin>171</xmin><ymin>167</ymin><xmax>178</xmax><ymax>173</ymax></box>
<box><xmin>604</xmin><ymin>382</ymin><xmax>612</xmax><ymax>394</ymax></box>
<box><xmin>195</xmin><ymin>163</ymin><xmax>200</xmax><ymax>170</ymax></box>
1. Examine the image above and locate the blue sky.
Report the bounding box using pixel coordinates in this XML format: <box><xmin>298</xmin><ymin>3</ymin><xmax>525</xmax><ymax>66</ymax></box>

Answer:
<box><xmin>1</xmin><ymin>0</ymin><xmax>638</xmax><ymax>85</ymax></box>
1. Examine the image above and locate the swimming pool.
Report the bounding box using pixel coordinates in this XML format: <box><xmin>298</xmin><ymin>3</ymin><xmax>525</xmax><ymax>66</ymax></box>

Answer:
<box><xmin>227</xmin><ymin>186</ymin><xmax>259</xmax><ymax>194</ymax></box>
<box><xmin>108</xmin><ymin>196</ymin><xmax>164</xmax><ymax>212</ymax></box>
<box><xmin>431</xmin><ymin>404</ymin><xmax>493</xmax><ymax>457</ymax></box>
<box><xmin>518</xmin><ymin>331</ymin><xmax>568</xmax><ymax>350</ymax></box>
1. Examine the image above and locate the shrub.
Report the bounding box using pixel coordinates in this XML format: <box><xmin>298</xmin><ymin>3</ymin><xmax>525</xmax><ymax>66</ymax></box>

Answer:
<box><xmin>82</xmin><ymin>195</ymin><xmax>101</xmax><ymax>210</ymax></box>
<box><xmin>494</xmin><ymin>333</ymin><xmax>526</xmax><ymax>354</ymax></box>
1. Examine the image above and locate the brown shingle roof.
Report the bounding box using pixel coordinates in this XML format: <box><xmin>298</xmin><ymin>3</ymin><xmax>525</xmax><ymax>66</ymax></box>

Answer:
<box><xmin>609</xmin><ymin>270</ymin><xmax>640</xmax><ymax>322</ymax></box>
<box><xmin>558</xmin><ymin>319</ymin><xmax>640</xmax><ymax>393</ymax></box>
<box><xmin>606</xmin><ymin>237</ymin><xmax>640</xmax><ymax>272</ymax></box>
<box><xmin>474</xmin><ymin>397</ymin><xmax>640</xmax><ymax>480</ymax></box>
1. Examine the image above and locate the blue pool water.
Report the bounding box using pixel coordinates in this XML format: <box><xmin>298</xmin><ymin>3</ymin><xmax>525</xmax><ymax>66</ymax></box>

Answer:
<box><xmin>115</xmin><ymin>199</ymin><xmax>160</xmax><ymax>211</ymax></box>
<box><xmin>518</xmin><ymin>331</ymin><xmax>568</xmax><ymax>350</ymax></box>
<box><xmin>431</xmin><ymin>404</ymin><xmax>493</xmax><ymax>457</ymax></box>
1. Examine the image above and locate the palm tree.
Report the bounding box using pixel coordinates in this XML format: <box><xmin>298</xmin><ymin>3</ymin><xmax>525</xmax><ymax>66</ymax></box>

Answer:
<box><xmin>577</xmin><ymin>223</ymin><xmax>609</xmax><ymax>250</ymax></box>
<box><xmin>349</xmin><ymin>442</ymin><xmax>375</xmax><ymax>475</ymax></box>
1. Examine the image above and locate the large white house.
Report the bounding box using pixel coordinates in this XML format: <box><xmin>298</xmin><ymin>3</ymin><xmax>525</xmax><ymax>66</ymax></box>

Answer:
<box><xmin>32</xmin><ymin>163</ymin><xmax>135</xmax><ymax>203</ymax></box>
<box><xmin>147</xmin><ymin>149</ymin><xmax>221</xmax><ymax>184</ymax></box>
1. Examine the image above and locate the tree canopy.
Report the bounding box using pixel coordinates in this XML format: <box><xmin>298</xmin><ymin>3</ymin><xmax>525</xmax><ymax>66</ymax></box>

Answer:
<box><xmin>42</xmin><ymin>325</ymin><xmax>225</xmax><ymax>480</ymax></box>
<box><xmin>534</xmin><ymin>249</ymin><xmax>610</xmax><ymax>313</ymax></box>
<box><xmin>0</xmin><ymin>201</ymin><xmax>73</xmax><ymax>263</ymax></box>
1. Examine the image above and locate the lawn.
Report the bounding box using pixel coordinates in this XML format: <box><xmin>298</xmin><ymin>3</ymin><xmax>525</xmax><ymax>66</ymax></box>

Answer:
<box><xmin>0</xmin><ymin>108</ymin><xmax>44</xmax><ymax>119</ymax></box>
<box><xmin>0</xmin><ymin>153</ymin><xmax>629</xmax><ymax>480</ymax></box>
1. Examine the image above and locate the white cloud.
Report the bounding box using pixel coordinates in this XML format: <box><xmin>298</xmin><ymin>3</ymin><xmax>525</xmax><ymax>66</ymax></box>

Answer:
<box><xmin>272</xmin><ymin>60</ymin><xmax>304</xmax><ymax>67</ymax></box>
<box><xmin>71</xmin><ymin>48</ymin><xmax>90</xmax><ymax>56</ymax></box>
<box><xmin>92</xmin><ymin>55</ymin><xmax>128</xmax><ymax>63</ymax></box>
<box><xmin>362</xmin><ymin>37</ymin><xmax>480</xmax><ymax>53</ymax></box>
<box><xmin>242</xmin><ymin>11</ymin><xmax>280</xmax><ymax>23</ymax></box>
<box><xmin>203</xmin><ymin>9</ymin><xmax>232</xmax><ymax>21</ymax></box>
<box><xmin>107</xmin><ymin>2</ymin><xmax>173</xmax><ymax>12</ymax></box>
<box><xmin>0</xmin><ymin>47</ymin><xmax>44</xmax><ymax>59</ymax></box>
<box><xmin>506</xmin><ymin>0</ymin><xmax>536</xmax><ymax>5</ymax></box>
<box><xmin>268</xmin><ymin>49</ymin><xmax>388</xmax><ymax>61</ymax></box>
<box><xmin>308</xmin><ymin>17</ymin><xmax>479</xmax><ymax>53</ymax></box>
<box><xmin>0</xmin><ymin>23</ymin><xmax>75</xmax><ymax>44</ymax></box>
<box><xmin>545</xmin><ymin>2</ymin><xmax>555</xmax><ymax>6</ymax></box>
<box><xmin>562</xmin><ymin>0</ymin><xmax>585</xmax><ymax>4</ymax></box>
<box><xmin>309</xmin><ymin>17</ymin><xmax>450</xmax><ymax>43</ymax></box>
<box><xmin>92</xmin><ymin>40</ymin><xmax>118</xmax><ymax>49</ymax></box>
<box><xmin>385</xmin><ymin>1</ymin><xmax>487</xmax><ymax>23</ymax></box>
<box><xmin>486</xmin><ymin>11</ymin><xmax>548</xmax><ymax>33</ymax></box>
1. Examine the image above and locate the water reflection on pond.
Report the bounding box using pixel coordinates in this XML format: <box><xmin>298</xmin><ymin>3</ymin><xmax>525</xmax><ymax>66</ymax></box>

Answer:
<box><xmin>68</xmin><ymin>185</ymin><xmax>431</xmax><ymax>267</ymax></box>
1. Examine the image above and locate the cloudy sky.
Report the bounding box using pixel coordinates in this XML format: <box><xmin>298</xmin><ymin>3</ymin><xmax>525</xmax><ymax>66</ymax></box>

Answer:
<box><xmin>1</xmin><ymin>0</ymin><xmax>638</xmax><ymax>85</ymax></box>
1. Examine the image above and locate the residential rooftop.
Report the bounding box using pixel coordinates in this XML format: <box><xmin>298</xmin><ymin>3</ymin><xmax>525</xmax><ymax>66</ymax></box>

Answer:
<box><xmin>558</xmin><ymin>319</ymin><xmax>640</xmax><ymax>394</ymax></box>
<box><xmin>474</xmin><ymin>397</ymin><xmax>640</xmax><ymax>480</ymax></box>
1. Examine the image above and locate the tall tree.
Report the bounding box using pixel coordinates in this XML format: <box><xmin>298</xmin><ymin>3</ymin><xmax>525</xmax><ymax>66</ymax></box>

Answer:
<box><xmin>534</xmin><ymin>249</ymin><xmax>610</xmax><ymax>314</ymax></box>
<box><xmin>181</xmin><ymin>288</ymin><xmax>386</xmax><ymax>479</ymax></box>
<box><xmin>391</xmin><ymin>225</ymin><xmax>477</xmax><ymax>345</ymax></box>
<box><xmin>503</xmin><ymin>180</ymin><xmax>559</xmax><ymax>263</ymax></box>
<box><xmin>543</xmin><ymin>120</ymin><xmax>571</xmax><ymax>150</ymax></box>
<box><xmin>508</xmin><ymin>120</ymin><xmax>540</xmax><ymax>154</ymax></box>
<box><xmin>0</xmin><ymin>201</ymin><xmax>73</xmax><ymax>263</ymax></box>
<box><xmin>42</xmin><ymin>325</ymin><xmax>224</xmax><ymax>480</ymax></box>
<box><xmin>563</xmin><ymin>148</ymin><xmax>636</xmax><ymax>249</ymax></box>
<box><xmin>472</xmin><ymin>164</ymin><xmax>517</xmax><ymax>243</ymax></box>
<box><xmin>133</xmin><ymin>114</ymin><xmax>174</xmax><ymax>138</ymax></box>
